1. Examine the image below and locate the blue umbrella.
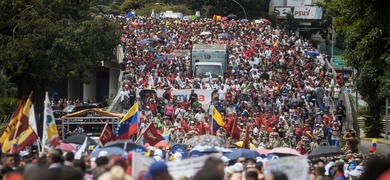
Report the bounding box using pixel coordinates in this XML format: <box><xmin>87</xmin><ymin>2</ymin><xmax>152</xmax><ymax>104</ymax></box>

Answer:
<box><xmin>226</xmin><ymin>149</ymin><xmax>260</xmax><ymax>160</ymax></box>
<box><xmin>307</xmin><ymin>51</ymin><xmax>320</xmax><ymax>56</ymax></box>
<box><xmin>139</xmin><ymin>39</ymin><xmax>149</xmax><ymax>45</ymax></box>
<box><xmin>219</xmin><ymin>33</ymin><xmax>232</xmax><ymax>38</ymax></box>
<box><xmin>241</xmin><ymin>19</ymin><xmax>249</xmax><ymax>23</ymax></box>
<box><xmin>191</xmin><ymin>146</ymin><xmax>233</xmax><ymax>153</ymax></box>
<box><xmin>91</xmin><ymin>147</ymin><xmax>125</xmax><ymax>158</ymax></box>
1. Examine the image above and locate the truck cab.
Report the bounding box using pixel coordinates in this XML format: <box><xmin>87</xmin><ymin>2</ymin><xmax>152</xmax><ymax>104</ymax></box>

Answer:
<box><xmin>191</xmin><ymin>44</ymin><xmax>228</xmax><ymax>82</ymax></box>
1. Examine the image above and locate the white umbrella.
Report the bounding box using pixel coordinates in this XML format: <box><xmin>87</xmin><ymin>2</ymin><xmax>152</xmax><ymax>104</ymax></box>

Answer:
<box><xmin>200</xmin><ymin>31</ymin><xmax>211</xmax><ymax>35</ymax></box>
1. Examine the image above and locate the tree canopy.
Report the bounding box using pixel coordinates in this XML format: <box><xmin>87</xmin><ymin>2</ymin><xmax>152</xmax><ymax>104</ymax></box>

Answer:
<box><xmin>325</xmin><ymin>0</ymin><xmax>390</xmax><ymax>137</ymax></box>
<box><xmin>0</xmin><ymin>0</ymin><xmax>120</xmax><ymax>126</ymax></box>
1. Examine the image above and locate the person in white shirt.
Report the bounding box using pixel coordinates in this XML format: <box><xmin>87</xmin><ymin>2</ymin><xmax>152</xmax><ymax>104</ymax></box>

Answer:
<box><xmin>119</xmin><ymin>87</ymin><xmax>129</xmax><ymax>102</ymax></box>
<box><xmin>218</xmin><ymin>85</ymin><xmax>227</xmax><ymax>101</ymax></box>
<box><xmin>194</xmin><ymin>111</ymin><xmax>205</xmax><ymax>122</ymax></box>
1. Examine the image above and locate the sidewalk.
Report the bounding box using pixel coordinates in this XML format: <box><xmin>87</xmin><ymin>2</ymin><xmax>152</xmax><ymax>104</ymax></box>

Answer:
<box><xmin>360</xmin><ymin>129</ymin><xmax>390</xmax><ymax>146</ymax></box>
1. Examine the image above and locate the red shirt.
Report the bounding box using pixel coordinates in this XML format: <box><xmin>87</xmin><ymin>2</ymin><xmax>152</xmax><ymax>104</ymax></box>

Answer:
<box><xmin>182</xmin><ymin>100</ymin><xmax>190</xmax><ymax>110</ymax></box>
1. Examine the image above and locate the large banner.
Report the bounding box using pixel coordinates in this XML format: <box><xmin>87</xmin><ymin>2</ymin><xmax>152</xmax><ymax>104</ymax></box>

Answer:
<box><xmin>293</xmin><ymin>6</ymin><xmax>323</xmax><ymax>19</ymax></box>
<box><xmin>274</xmin><ymin>7</ymin><xmax>293</xmax><ymax>19</ymax></box>
<box><xmin>132</xmin><ymin>152</ymin><xmax>217</xmax><ymax>180</ymax></box>
<box><xmin>137</xmin><ymin>89</ymin><xmax>215</xmax><ymax>110</ymax></box>
<box><xmin>286</xmin><ymin>0</ymin><xmax>313</xmax><ymax>6</ymax></box>
<box><xmin>264</xmin><ymin>156</ymin><xmax>309</xmax><ymax>180</ymax></box>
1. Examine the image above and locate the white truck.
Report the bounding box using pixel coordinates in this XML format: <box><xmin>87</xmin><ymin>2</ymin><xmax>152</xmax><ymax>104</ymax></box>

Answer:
<box><xmin>190</xmin><ymin>44</ymin><xmax>228</xmax><ymax>81</ymax></box>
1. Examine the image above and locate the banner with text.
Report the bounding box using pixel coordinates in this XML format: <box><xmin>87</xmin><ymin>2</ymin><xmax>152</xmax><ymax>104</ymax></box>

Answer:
<box><xmin>264</xmin><ymin>156</ymin><xmax>309</xmax><ymax>180</ymax></box>
<box><xmin>132</xmin><ymin>152</ymin><xmax>218</xmax><ymax>180</ymax></box>
<box><xmin>137</xmin><ymin>89</ymin><xmax>215</xmax><ymax>110</ymax></box>
<box><xmin>294</xmin><ymin>6</ymin><xmax>323</xmax><ymax>19</ymax></box>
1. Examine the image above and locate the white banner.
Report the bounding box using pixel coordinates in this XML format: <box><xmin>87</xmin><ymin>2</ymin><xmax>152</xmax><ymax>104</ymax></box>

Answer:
<box><xmin>131</xmin><ymin>152</ymin><xmax>218</xmax><ymax>180</ymax></box>
<box><xmin>286</xmin><ymin>0</ymin><xmax>313</xmax><ymax>6</ymax></box>
<box><xmin>274</xmin><ymin>7</ymin><xmax>293</xmax><ymax>19</ymax></box>
<box><xmin>293</xmin><ymin>6</ymin><xmax>323</xmax><ymax>19</ymax></box>
<box><xmin>264</xmin><ymin>156</ymin><xmax>309</xmax><ymax>180</ymax></box>
<box><xmin>137</xmin><ymin>89</ymin><xmax>215</xmax><ymax>110</ymax></box>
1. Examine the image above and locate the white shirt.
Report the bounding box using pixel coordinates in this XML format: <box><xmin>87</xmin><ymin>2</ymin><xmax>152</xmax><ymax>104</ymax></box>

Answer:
<box><xmin>218</xmin><ymin>88</ymin><xmax>227</xmax><ymax>100</ymax></box>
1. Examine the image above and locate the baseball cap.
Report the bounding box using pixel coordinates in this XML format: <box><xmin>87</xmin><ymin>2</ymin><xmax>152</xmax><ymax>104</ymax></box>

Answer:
<box><xmin>144</xmin><ymin>161</ymin><xmax>169</xmax><ymax>178</ymax></box>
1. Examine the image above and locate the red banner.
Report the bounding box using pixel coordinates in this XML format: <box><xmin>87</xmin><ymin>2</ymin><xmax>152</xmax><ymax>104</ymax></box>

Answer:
<box><xmin>100</xmin><ymin>122</ymin><xmax>115</xmax><ymax>146</ymax></box>
<box><xmin>143</xmin><ymin>123</ymin><xmax>165</xmax><ymax>146</ymax></box>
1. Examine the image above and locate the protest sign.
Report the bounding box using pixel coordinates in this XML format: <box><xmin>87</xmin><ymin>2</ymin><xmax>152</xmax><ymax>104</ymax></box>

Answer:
<box><xmin>264</xmin><ymin>156</ymin><xmax>309</xmax><ymax>180</ymax></box>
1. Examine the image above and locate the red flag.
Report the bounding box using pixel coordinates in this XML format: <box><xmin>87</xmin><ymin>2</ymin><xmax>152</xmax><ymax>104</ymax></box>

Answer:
<box><xmin>242</xmin><ymin>125</ymin><xmax>250</xmax><ymax>149</ymax></box>
<box><xmin>143</xmin><ymin>122</ymin><xmax>164</xmax><ymax>146</ymax></box>
<box><xmin>229</xmin><ymin>114</ymin><xmax>240</xmax><ymax>140</ymax></box>
<box><xmin>99</xmin><ymin>121</ymin><xmax>115</xmax><ymax>146</ymax></box>
<box><xmin>9</xmin><ymin>92</ymin><xmax>33</xmax><ymax>140</ymax></box>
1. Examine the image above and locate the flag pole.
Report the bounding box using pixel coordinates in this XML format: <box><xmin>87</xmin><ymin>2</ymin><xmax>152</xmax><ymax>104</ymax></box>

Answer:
<box><xmin>211</xmin><ymin>106</ymin><xmax>214</xmax><ymax>135</ymax></box>
<box><xmin>10</xmin><ymin>116</ymin><xmax>22</xmax><ymax>153</ymax></box>
<box><xmin>134</xmin><ymin>121</ymin><xmax>153</xmax><ymax>143</ymax></box>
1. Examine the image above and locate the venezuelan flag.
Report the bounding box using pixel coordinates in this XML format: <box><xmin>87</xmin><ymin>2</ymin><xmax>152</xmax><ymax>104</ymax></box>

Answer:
<box><xmin>115</xmin><ymin>102</ymin><xmax>139</xmax><ymax>140</ymax></box>
<box><xmin>212</xmin><ymin>106</ymin><xmax>225</xmax><ymax>132</ymax></box>
<box><xmin>154</xmin><ymin>134</ymin><xmax>170</xmax><ymax>147</ymax></box>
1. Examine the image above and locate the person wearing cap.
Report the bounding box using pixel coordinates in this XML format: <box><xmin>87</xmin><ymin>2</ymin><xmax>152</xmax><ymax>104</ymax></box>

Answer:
<box><xmin>144</xmin><ymin>161</ymin><xmax>173</xmax><ymax>180</ymax></box>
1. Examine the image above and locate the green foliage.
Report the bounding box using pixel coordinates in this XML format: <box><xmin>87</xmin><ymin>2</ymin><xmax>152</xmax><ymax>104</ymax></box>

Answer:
<box><xmin>362</xmin><ymin>115</ymin><xmax>384</xmax><ymax>138</ymax></box>
<box><xmin>137</xmin><ymin>4</ymin><xmax>193</xmax><ymax>16</ymax></box>
<box><xmin>0</xmin><ymin>97</ymin><xmax>19</xmax><ymax>117</ymax></box>
<box><xmin>357</xmin><ymin>106</ymin><xmax>368</xmax><ymax>117</ymax></box>
<box><xmin>121</xmin><ymin>0</ymin><xmax>146</xmax><ymax>11</ymax></box>
<box><xmin>325</xmin><ymin>0</ymin><xmax>390</xmax><ymax>137</ymax></box>
<box><xmin>0</xmin><ymin>74</ymin><xmax>17</xmax><ymax>98</ymax></box>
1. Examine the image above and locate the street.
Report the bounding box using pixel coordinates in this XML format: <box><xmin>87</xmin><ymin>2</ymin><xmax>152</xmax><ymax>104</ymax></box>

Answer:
<box><xmin>360</xmin><ymin>140</ymin><xmax>390</xmax><ymax>156</ymax></box>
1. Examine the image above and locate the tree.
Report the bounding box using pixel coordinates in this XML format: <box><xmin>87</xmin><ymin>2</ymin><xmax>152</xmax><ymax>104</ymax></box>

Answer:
<box><xmin>0</xmin><ymin>0</ymin><xmax>120</xmax><ymax>130</ymax></box>
<box><xmin>325</xmin><ymin>0</ymin><xmax>390</xmax><ymax>137</ymax></box>
<box><xmin>0</xmin><ymin>74</ymin><xmax>19</xmax><ymax>117</ymax></box>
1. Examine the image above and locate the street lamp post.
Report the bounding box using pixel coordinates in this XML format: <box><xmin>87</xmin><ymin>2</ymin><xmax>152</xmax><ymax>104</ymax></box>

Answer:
<box><xmin>231</xmin><ymin>0</ymin><xmax>248</xmax><ymax>19</ymax></box>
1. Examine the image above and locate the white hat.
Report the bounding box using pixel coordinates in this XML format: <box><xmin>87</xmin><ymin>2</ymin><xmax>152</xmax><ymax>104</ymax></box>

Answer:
<box><xmin>154</xmin><ymin>149</ymin><xmax>163</xmax><ymax>157</ymax></box>
<box><xmin>154</xmin><ymin>156</ymin><xmax>163</xmax><ymax>162</ymax></box>
<box><xmin>226</xmin><ymin>165</ymin><xmax>239</xmax><ymax>174</ymax></box>
<box><xmin>98</xmin><ymin>166</ymin><xmax>134</xmax><ymax>180</ymax></box>
<box><xmin>234</xmin><ymin>163</ymin><xmax>244</xmax><ymax>172</ymax></box>
<box><xmin>221</xmin><ymin>156</ymin><xmax>230</xmax><ymax>165</ymax></box>
<box><xmin>98</xmin><ymin>151</ymin><xmax>108</xmax><ymax>157</ymax></box>
<box><xmin>173</xmin><ymin>152</ymin><xmax>183</xmax><ymax>161</ymax></box>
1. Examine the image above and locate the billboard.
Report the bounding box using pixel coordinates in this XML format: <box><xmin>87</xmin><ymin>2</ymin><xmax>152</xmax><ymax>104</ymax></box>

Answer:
<box><xmin>293</xmin><ymin>6</ymin><xmax>323</xmax><ymax>19</ymax></box>
<box><xmin>286</xmin><ymin>0</ymin><xmax>313</xmax><ymax>6</ymax></box>
<box><xmin>274</xmin><ymin>7</ymin><xmax>293</xmax><ymax>19</ymax></box>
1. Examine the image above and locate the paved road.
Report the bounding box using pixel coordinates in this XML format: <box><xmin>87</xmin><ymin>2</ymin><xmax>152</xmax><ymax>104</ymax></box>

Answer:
<box><xmin>360</xmin><ymin>140</ymin><xmax>390</xmax><ymax>156</ymax></box>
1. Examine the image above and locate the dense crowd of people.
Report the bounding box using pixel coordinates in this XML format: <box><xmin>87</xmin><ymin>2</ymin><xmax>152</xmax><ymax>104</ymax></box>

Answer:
<box><xmin>117</xmin><ymin>16</ymin><xmax>351</xmax><ymax>154</ymax></box>
<box><xmin>18</xmin><ymin>12</ymin><xmax>389</xmax><ymax>180</ymax></box>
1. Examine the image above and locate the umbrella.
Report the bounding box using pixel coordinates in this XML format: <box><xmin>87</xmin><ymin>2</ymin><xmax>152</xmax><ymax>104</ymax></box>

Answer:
<box><xmin>184</xmin><ymin>134</ymin><xmax>226</xmax><ymax>147</ymax></box>
<box><xmin>256</xmin><ymin>149</ymin><xmax>270</xmax><ymax>156</ymax></box>
<box><xmin>90</xmin><ymin>147</ymin><xmax>125</xmax><ymax>158</ymax></box>
<box><xmin>267</xmin><ymin>147</ymin><xmax>301</xmax><ymax>156</ymax></box>
<box><xmin>219</xmin><ymin>33</ymin><xmax>232</xmax><ymax>38</ymax></box>
<box><xmin>228</xmin><ymin>14</ymin><xmax>238</xmax><ymax>19</ymax></box>
<box><xmin>241</xmin><ymin>19</ymin><xmax>249</xmax><ymax>23</ymax></box>
<box><xmin>226</xmin><ymin>149</ymin><xmax>260</xmax><ymax>160</ymax></box>
<box><xmin>308</xmin><ymin>146</ymin><xmax>344</xmax><ymax>159</ymax></box>
<box><xmin>191</xmin><ymin>146</ymin><xmax>232</xmax><ymax>153</ymax></box>
<box><xmin>60</xmin><ymin>143</ymin><xmax>76</xmax><ymax>151</ymax></box>
<box><xmin>235</xmin><ymin>141</ymin><xmax>256</xmax><ymax>149</ymax></box>
<box><xmin>104</xmin><ymin>139</ymin><xmax>137</xmax><ymax>151</ymax></box>
<box><xmin>254</xmin><ymin>20</ymin><xmax>262</xmax><ymax>24</ymax></box>
<box><xmin>200</xmin><ymin>31</ymin><xmax>211</xmax><ymax>36</ymax></box>
<box><xmin>139</xmin><ymin>39</ymin><xmax>149</xmax><ymax>45</ymax></box>
<box><xmin>63</xmin><ymin>134</ymin><xmax>97</xmax><ymax>145</ymax></box>
<box><xmin>307</xmin><ymin>51</ymin><xmax>320</xmax><ymax>56</ymax></box>
<box><xmin>259</xmin><ymin>18</ymin><xmax>270</xmax><ymax>24</ymax></box>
